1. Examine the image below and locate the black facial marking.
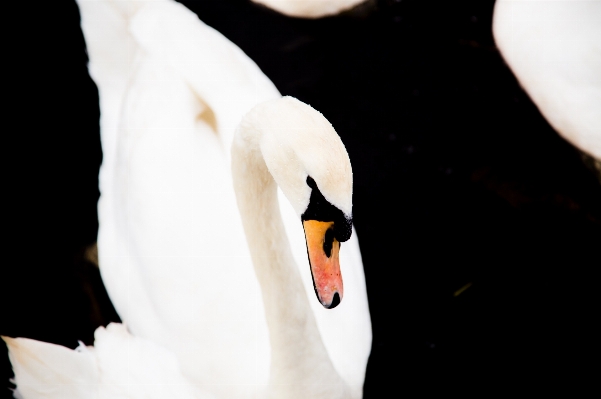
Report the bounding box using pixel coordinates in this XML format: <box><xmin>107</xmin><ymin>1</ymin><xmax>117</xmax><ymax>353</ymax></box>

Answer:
<box><xmin>302</xmin><ymin>176</ymin><xmax>352</xmax><ymax>242</ymax></box>
<box><xmin>323</xmin><ymin>227</ymin><xmax>335</xmax><ymax>258</ymax></box>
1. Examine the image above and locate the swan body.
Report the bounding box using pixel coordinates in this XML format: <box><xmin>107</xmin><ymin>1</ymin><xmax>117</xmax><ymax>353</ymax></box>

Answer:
<box><xmin>3</xmin><ymin>323</ymin><xmax>207</xmax><ymax>399</ymax></box>
<box><xmin>4</xmin><ymin>95</ymin><xmax>367</xmax><ymax>399</ymax></box>
<box><xmin>251</xmin><ymin>0</ymin><xmax>367</xmax><ymax>18</ymax></box>
<box><xmin>493</xmin><ymin>0</ymin><xmax>601</xmax><ymax>159</ymax></box>
<box><xmin>16</xmin><ymin>0</ymin><xmax>371</xmax><ymax>398</ymax></box>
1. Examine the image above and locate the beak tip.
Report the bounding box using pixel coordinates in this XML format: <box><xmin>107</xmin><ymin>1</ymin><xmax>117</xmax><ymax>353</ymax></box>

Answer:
<box><xmin>323</xmin><ymin>292</ymin><xmax>341</xmax><ymax>309</ymax></box>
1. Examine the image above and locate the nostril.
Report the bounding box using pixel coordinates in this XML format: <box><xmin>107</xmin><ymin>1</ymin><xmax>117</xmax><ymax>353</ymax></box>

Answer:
<box><xmin>323</xmin><ymin>228</ymin><xmax>335</xmax><ymax>257</ymax></box>
<box><xmin>327</xmin><ymin>292</ymin><xmax>341</xmax><ymax>309</ymax></box>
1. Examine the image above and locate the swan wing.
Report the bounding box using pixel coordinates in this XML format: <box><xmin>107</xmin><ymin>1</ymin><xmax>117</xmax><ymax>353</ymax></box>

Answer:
<box><xmin>129</xmin><ymin>1</ymin><xmax>281</xmax><ymax>154</ymax></box>
<box><xmin>92</xmin><ymin>323</ymin><xmax>207</xmax><ymax>398</ymax></box>
<box><xmin>76</xmin><ymin>0</ymin><xmax>157</xmax><ymax>193</ymax></box>
<box><xmin>4</xmin><ymin>323</ymin><xmax>206</xmax><ymax>399</ymax></box>
<box><xmin>79</xmin><ymin>1</ymin><xmax>272</xmax><ymax>396</ymax></box>
<box><xmin>3</xmin><ymin>335</ymin><xmax>98</xmax><ymax>399</ymax></box>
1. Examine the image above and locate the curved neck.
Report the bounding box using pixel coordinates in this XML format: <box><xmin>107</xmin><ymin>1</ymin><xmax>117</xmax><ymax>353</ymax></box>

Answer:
<box><xmin>231</xmin><ymin>131</ymin><xmax>348</xmax><ymax>398</ymax></box>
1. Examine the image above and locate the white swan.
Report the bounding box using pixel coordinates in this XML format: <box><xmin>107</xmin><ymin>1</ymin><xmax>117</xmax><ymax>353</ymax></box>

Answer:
<box><xmin>5</xmin><ymin>95</ymin><xmax>366</xmax><ymax>398</ymax></box>
<box><xmin>251</xmin><ymin>0</ymin><xmax>367</xmax><ymax>18</ymax></box>
<box><xmin>493</xmin><ymin>0</ymin><xmax>601</xmax><ymax>160</ymax></box>
<box><xmin>4</xmin><ymin>0</ymin><xmax>371</xmax><ymax>398</ymax></box>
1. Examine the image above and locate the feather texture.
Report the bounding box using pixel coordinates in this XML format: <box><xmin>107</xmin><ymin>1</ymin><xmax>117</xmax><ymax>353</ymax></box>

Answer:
<box><xmin>4</xmin><ymin>323</ymin><xmax>207</xmax><ymax>399</ymax></box>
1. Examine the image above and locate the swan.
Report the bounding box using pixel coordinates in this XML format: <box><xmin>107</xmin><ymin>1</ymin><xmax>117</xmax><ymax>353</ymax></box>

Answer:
<box><xmin>4</xmin><ymin>95</ymin><xmax>365</xmax><ymax>398</ymax></box>
<box><xmin>4</xmin><ymin>0</ymin><xmax>371</xmax><ymax>398</ymax></box>
<box><xmin>493</xmin><ymin>0</ymin><xmax>601</xmax><ymax>160</ymax></box>
<box><xmin>251</xmin><ymin>0</ymin><xmax>368</xmax><ymax>18</ymax></box>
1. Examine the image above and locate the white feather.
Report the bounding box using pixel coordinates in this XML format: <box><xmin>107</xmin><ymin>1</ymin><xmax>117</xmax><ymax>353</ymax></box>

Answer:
<box><xmin>3</xmin><ymin>323</ymin><xmax>207</xmax><ymax>399</ymax></box>
<box><xmin>493</xmin><ymin>0</ymin><xmax>601</xmax><ymax>159</ymax></box>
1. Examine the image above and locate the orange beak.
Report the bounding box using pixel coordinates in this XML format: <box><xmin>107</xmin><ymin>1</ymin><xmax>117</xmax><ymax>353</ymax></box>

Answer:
<box><xmin>303</xmin><ymin>220</ymin><xmax>343</xmax><ymax>308</ymax></box>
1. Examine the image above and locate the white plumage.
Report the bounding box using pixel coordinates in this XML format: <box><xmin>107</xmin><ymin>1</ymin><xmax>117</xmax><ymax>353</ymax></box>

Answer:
<box><xmin>493</xmin><ymin>0</ymin><xmax>601</xmax><ymax>160</ymax></box>
<box><xmin>4</xmin><ymin>324</ymin><xmax>204</xmax><ymax>399</ymax></box>
<box><xmin>5</xmin><ymin>1</ymin><xmax>371</xmax><ymax>398</ymax></box>
<box><xmin>251</xmin><ymin>0</ymin><xmax>367</xmax><ymax>18</ymax></box>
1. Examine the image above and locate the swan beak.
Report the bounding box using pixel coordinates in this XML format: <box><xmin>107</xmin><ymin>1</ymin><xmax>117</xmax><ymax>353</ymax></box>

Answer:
<box><xmin>303</xmin><ymin>220</ymin><xmax>343</xmax><ymax>309</ymax></box>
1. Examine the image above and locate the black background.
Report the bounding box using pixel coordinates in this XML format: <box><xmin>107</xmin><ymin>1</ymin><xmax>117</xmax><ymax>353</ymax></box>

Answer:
<box><xmin>3</xmin><ymin>0</ymin><xmax>600</xmax><ymax>396</ymax></box>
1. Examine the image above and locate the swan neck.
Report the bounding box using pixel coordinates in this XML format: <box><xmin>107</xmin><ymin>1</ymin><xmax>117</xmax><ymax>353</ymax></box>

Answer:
<box><xmin>231</xmin><ymin>137</ymin><xmax>310</xmax><ymax>333</ymax></box>
<box><xmin>231</xmin><ymin>126</ymin><xmax>348</xmax><ymax>398</ymax></box>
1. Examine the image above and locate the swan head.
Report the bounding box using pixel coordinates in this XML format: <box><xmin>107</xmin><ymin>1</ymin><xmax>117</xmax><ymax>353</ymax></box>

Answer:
<box><xmin>301</xmin><ymin>175</ymin><xmax>352</xmax><ymax>309</ymax></box>
<box><xmin>235</xmin><ymin>96</ymin><xmax>353</xmax><ymax>309</ymax></box>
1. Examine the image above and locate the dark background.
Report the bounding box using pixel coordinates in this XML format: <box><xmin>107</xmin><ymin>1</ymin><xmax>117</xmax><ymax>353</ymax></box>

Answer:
<box><xmin>4</xmin><ymin>0</ymin><xmax>600</xmax><ymax>396</ymax></box>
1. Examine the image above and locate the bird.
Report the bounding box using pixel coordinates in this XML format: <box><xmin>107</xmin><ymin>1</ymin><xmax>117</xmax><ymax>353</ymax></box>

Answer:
<box><xmin>250</xmin><ymin>0</ymin><xmax>368</xmax><ymax>18</ymax></box>
<box><xmin>4</xmin><ymin>94</ymin><xmax>368</xmax><ymax>399</ymax></box>
<box><xmin>493</xmin><ymin>0</ymin><xmax>601</xmax><ymax>161</ymax></box>
<box><xmin>4</xmin><ymin>1</ymin><xmax>372</xmax><ymax>398</ymax></box>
